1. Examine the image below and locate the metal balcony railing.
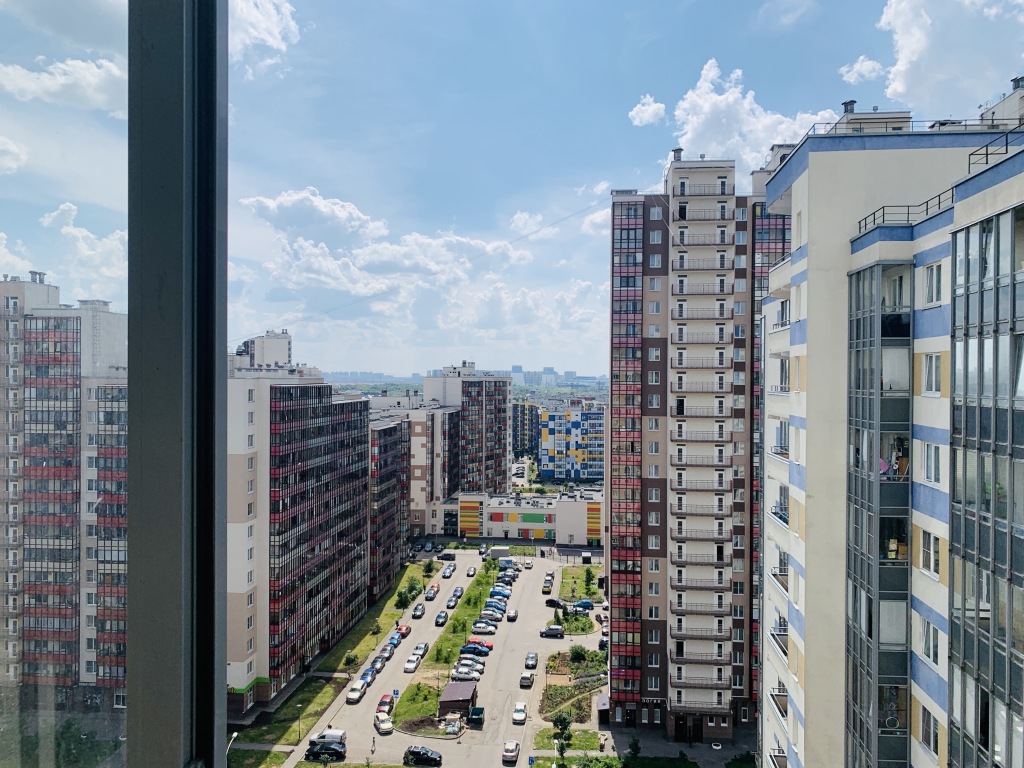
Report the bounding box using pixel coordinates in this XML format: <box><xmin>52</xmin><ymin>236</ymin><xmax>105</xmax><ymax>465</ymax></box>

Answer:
<box><xmin>769</xmin><ymin>688</ymin><xmax>789</xmax><ymax>721</ymax></box>
<box><xmin>672</xmin><ymin>258</ymin><xmax>735</xmax><ymax>271</ymax></box>
<box><xmin>770</xmin><ymin>567</ymin><xmax>789</xmax><ymax>592</ymax></box>
<box><xmin>672</xmin><ymin>235</ymin><xmax>735</xmax><ymax>247</ymax></box>
<box><xmin>669</xmin><ymin>479</ymin><xmax>732</xmax><ymax>493</ymax></box>
<box><xmin>858</xmin><ymin>187</ymin><xmax>956</xmax><ymax>234</ymax></box>
<box><xmin>769</xmin><ymin>505</ymin><xmax>790</xmax><ymax>526</ymax></box>
<box><xmin>669</xmin><ymin>455</ymin><xmax>729</xmax><ymax>468</ymax></box>
<box><xmin>671</xmin><ymin>308</ymin><xmax>734</xmax><ymax>320</ymax></box>
<box><xmin>670</xmin><ymin>358</ymin><xmax>730</xmax><ymax>370</ymax></box>
<box><xmin>670</xmin><ymin>381</ymin><xmax>733</xmax><ymax>394</ymax></box>
<box><xmin>669</xmin><ymin>602</ymin><xmax>731</xmax><ymax>617</ymax></box>
<box><xmin>669</xmin><ymin>626</ymin><xmax>731</xmax><ymax>641</ymax></box>
<box><xmin>671</xmin><ymin>283</ymin><xmax>734</xmax><ymax>296</ymax></box>
<box><xmin>669</xmin><ymin>675</ymin><xmax>731</xmax><ymax>689</ymax></box>
<box><xmin>671</xmin><ymin>333</ymin><xmax>734</xmax><ymax>345</ymax></box>
<box><xmin>670</xmin><ymin>578</ymin><xmax>732</xmax><ymax>591</ymax></box>
<box><xmin>670</xmin><ymin>553</ymin><xmax>733</xmax><ymax>567</ymax></box>
<box><xmin>676</xmin><ymin>184</ymin><xmax>735</xmax><ymax>196</ymax></box>
<box><xmin>669</xmin><ymin>651</ymin><xmax>727</xmax><ymax>664</ymax></box>
<box><xmin>669</xmin><ymin>528</ymin><xmax>731</xmax><ymax>542</ymax></box>
<box><xmin>668</xmin><ymin>699</ymin><xmax>732</xmax><ymax>714</ymax></box>
<box><xmin>672</xmin><ymin>209</ymin><xmax>734</xmax><ymax>222</ymax></box>
<box><xmin>769</xmin><ymin>628</ymin><xmax>789</xmax><ymax>659</ymax></box>
<box><xmin>671</xmin><ymin>504</ymin><xmax>728</xmax><ymax>517</ymax></box>
<box><xmin>670</xmin><ymin>430</ymin><xmax>732</xmax><ymax>442</ymax></box>
<box><xmin>768</xmin><ymin>748</ymin><xmax>788</xmax><ymax>768</ymax></box>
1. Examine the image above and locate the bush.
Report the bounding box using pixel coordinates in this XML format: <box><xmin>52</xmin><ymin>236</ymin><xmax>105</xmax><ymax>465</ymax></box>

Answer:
<box><xmin>395</xmin><ymin>590</ymin><xmax>411</xmax><ymax>610</ymax></box>
<box><xmin>371</xmin><ymin>619</ymin><xmax>383</xmax><ymax>635</ymax></box>
<box><xmin>569</xmin><ymin>644</ymin><xmax>587</xmax><ymax>664</ymax></box>
<box><xmin>405</xmin><ymin>576</ymin><xmax>422</xmax><ymax>597</ymax></box>
<box><xmin>422</xmin><ymin>560</ymin><xmax>434</xmax><ymax>576</ymax></box>
<box><xmin>343</xmin><ymin>651</ymin><xmax>358</xmax><ymax>667</ymax></box>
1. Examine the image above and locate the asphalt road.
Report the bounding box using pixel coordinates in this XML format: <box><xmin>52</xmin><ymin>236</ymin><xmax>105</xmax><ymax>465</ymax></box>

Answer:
<box><xmin>283</xmin><ymin>550</ymin><xmax>600</xmax><ymax>768</ymax></box>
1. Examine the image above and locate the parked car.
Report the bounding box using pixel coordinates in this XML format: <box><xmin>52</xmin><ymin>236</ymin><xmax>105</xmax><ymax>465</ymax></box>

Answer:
<box><xmin>360</xmin><ymin>668</ymin><xmax>377</xmax><ymax>686</ymax></box>
<box><xmin>424</xmin><ymin>588</ymin><xmax>438</xmax><ymax>601</ymax></box>
<box><xmin>519</xmin><ymin>672</ymin><xmax>535</xmax><ymax>688</ymax></box>
<box><xmin>404</xmin><ymin>655</ymin><xmax>422</xmax><ymax>673</ymax></box>
<box><xmin>459</xmin><ymin>643</ymin><xmax>491</xmax><ymax>656</ymax></box>
<box><xmin>490</xmin><ymin>588</ymin><xmax>511</xmax><ymax>599</ymax></box>
<box><xmin>446</xmin><ymin>596</ymin><xmax>458</xmax><ymax>609</ymax></box>
<box><xmin>306</xmin><ymin>742</ymin><xmax>347</xmax><ymax>763</ymax></box>
<box><xmin>377</xmin><ymin>694</ymin><xmax>396</xmax><ymax>714</ymax></box>
<box><xmin>478</xmin><ymin>544</ymin><xmax>488</xmax><ymax>555</ymax></box>
<box><xmin>540</xmin><ymin>625</ymin><xmax>564</xmax><ymax>639</ymax></box>
<box><xmin>544</xmin><ymin>570</ymin><xmax>555</xmax><ymax>580</ymax></box>
<box><xmin>598</xmin><ymin>637</ymin><xmax>608</xmax><ymax>651</ymax></box>
<box><xmin>471</xmin><ymin>622</ymin><xmax>497</xmax><ymax>635</ymax></box>
<box><xmin>396</xmin><ymin>624</ymin><xmax>412</xmax><ymax>637</ymax></box>
<box><xmin>309</xmin><ymin>728</ymin><xmax>347</xmax><ymax>747</ymax></box>
<box><xmin>524</xmin><ymin>651</ymin><xmax>539</xmax><ymax>669</ymax></box>
<box><xmin>388</xmin><ymin>632</ymin><xmax>403</xmax><ymax>647</ymax></box>
<box><xmin>502</xmin><ymin>740</ymin><xmax>521</xmax><ymax>763</ymax></box>
<box><xmin>370</xmin><ymin>655</ymin><xmax>387</xmax><ymax>672</ymax></box>
<box><xmin>512</xmin><ymin>701</ymin><xmax>528</xmax><ymax>724</ymax></box>
<box><xmin>411</xmin><ymin>603</ymin><xmax>425</xmax><ymax>619</ymax></box>
<box><xmin>484</xmin><ymin>601</ymin><xmax>506</xmax><ymax>613</ymax></box>
<box><xmin>404</xmin><ymin>746</ymin><xmax>443</xmax><ymax>766</ymax></box>
<box><xmin>424</xmin><ymin>542</ymin><xmax>434</xmax><ymax>552</ymax></box>
<box><xmin>466</xmin><ymin>566</ymin><xmax>477</xmax><ymax>577</ymax></box>
<box><xmin>379</xmin><ymin>644</ymin><xmax>395</xmax><ymax>660</ymax></box>
<box><xmin>601</xmin><ymin>601</ymin><xmax>610</xmax><ymax>611</ymax></box>
<box><xmin>574</xmin><ymin>599</ymin><xmax>594</xmax><ymax>611</ymax></box>
<box><xmin>545</xmin><ymin>598</ymin><xmax>565</xmax><ymax>609</ymax></box>
<box><xmin>457</xmin><ymin>655</ymin><xmax>485</xmax><ymax>669</ymax></box>
<box><xmin>541</xmin><ymin>582</ymin><xmax>553</xmax><ymax>595</ymax></box>
<box><xmin>524</xmin><ymin>559</ymin><xmax>534</xmax><ymax>569</ymax></box>
<box><xmin>346</xmin><ymin>680</ymin><xmax>368</xmax><ymax>703</ymax></box>
<box><xmin>414</xmin><ymin>543</ymin><xmax>424</xmax><ymax>552</ymax></box>
<box><xmin>435</xmin><ymin>611</ymin><xmax>449</xmax><ymax>627</ymax></box>
<box><xmin>412</xmin><ymin>642</ymin><xmax>430</xmax><ymax>658</ymax></box>
<box><xmin>451</xmin><ymin>667</ymin><xmax>481</xmax><ymax>682</ymax></box>
<box><xmin>438</xmin><ymin>552</ymin><xmax>456</xmax><ymax>562</ymax></box>
<box><xmin>441</xmin><ymin>567</ymin><xmax>454</xmax><ymax>578</ymax></box>
<box><xmin>506</xmin><ymin>609</ymin><xmax>519</xmax><ymax>622</ymax></box>
<box><xmin>478</xmin><ymin>610</ymin><xmax>503</xmax><ymax>622</ymax></box>
<box><xmin>467</xmin><ymin>637</ymin><xmax>493</xmax><ymax>649</ymax></box>
<box><xmin>452</xmin><ymin>586</ymin><xmax>464</xmax><ymax>598</ymax></box>
<box><xmin>374</xmin><ymin>712</ymin><xmax>395</xmax><ymax>734</ymax></box>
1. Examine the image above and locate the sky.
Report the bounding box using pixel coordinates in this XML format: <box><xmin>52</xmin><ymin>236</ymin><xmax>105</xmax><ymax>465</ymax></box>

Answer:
<box><xmin>0</xmin><ymin>1</ymin><xmax>1022</xmax><ymax>376</ymax></box>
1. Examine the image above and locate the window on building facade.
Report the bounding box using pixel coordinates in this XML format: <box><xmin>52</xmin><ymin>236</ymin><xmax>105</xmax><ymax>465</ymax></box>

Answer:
<box><xmin>924</xmin><ymin>353</ymin><xmax>941</xmax><ymax>395</ymax></box>
<box><xmin>924</xmin><ymin>443</ymin><xmax>941</xmax><ymax>484</ymax></box>
<box><xmin>649</xmin><ymin>277</ymin><xmax>661</xmax><ymax>291</ymax></box>
<box><xmin>648</xmin><ymin>487</ymin><xmax>660</xmax><ymax>501</ymax></box>
<box><xmin>735</xmin><ymin>231</ymin><xmax>747</xmax><ymax>244</ymax></box>
<box><xmin>925</xmin><ymin>263</ymin><xmax>942</xmax><ymax>304</ymax></box>
<box><xmin>922</xmin><ymin>706</ymin><xmax>939</xmax><ymax>754</ymax></box>
<box><xmin>650</xmin><ymin>207</ymin><xmax>662</xmax><ymax>220</ymax></box>
<box><xmin>648</xmin><ymin>629</ymin><xmax>660</xmax><ymax>643</ymax></box>
<box><xmin>650</xmin><ymin>230</ymin><xmax>662</xmax><ymax>244</ymax></box>
<box><xmin>923</xmin><ymin>618</ymin><xmax>939</xmax><ymax>665</ymax></box>
<box><xmin>648</xmin><ymin>606</ymin><xmax>659</xmax><ymax>619</ymax></box>
<box><xmin>648</xmin><ymin>441</ymin><xmax>660</xmax><ymax>454</ymax></box>
<box><xmin>649</xmin><ymin>253</ymin><xmax>662</xmax><ymax>269</ymax></box>
<box><xmin>922</xmin><ymin>531</ymin><xmax>941</xmax><ymax>577</ymax></box>
<box><xmin>649</xmin><ymin>300</ymin><xmax>661</xmax><ymax>315</ymax></box>
<box><xmin>648</xmin><ymin>348</ymin><xmax>661</xmax><ymax>361</ymax></box>
<box><xmin>648</xmin><ymin>510</ymin><xmax>660</xmax><ymax>525</ymax></box>
<box><xmin>648</xmin><ymin>559</ymin><xmax>660</xmax><ymax>572</ymax></box>
<box><xmin>647</xmin><ymin>535</ymin><xmax>660</xmax><ymax>549</ymax></box>
<box><xmin>647</xmin><ymin>676</ymin><xmax>660</xmax><ymax>690</ymax></box>
<box><xmin>648</xmin><ymin>582</ymin><xmax>660</xmax><ymax>596</ymax></box>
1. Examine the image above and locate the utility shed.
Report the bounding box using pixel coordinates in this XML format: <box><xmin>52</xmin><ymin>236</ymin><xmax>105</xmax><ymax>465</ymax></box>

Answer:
<box><xmin>438</xmin><ymin>681</ymin><xmax>478</xmax><ymax>717</ymax></box>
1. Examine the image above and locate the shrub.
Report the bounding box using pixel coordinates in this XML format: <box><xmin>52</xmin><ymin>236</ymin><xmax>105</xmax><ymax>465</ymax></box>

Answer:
<box><xmin>343</xmin><ymin>651</ymin><xmax>357</xmax><ymax>667</ymax></box>
<box><xmin>371</xmin><ymin>619</ymin><xmax>383</xmax><ymax>635</ymax></box>
<box><xmin>568</xmin><ymin>644</ymin><xmax>587</xmax><ymax>663</ymax></box>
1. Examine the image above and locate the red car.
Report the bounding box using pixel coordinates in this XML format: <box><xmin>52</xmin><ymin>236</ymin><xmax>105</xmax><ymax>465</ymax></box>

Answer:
<box><xmin>396</xmin><ymin>624</ymin><xmax>412</xmax><ymax>637</ymax></box>
<box><xmin>377</xmin><ymin>693</ymin><xmax>395</xmax><ymax>714</ymax></box>
<box><xmin>467</xmin><ymin>637</ymin><xmax>494</xmax><ymax>650</ymax></box>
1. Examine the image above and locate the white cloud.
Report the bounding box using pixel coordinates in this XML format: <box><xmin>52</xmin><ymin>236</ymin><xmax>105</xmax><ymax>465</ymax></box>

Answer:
<box><xmin>878</xmin><ymin>0</ymin><xmax>932</xmax><ymax>102</ymax></box>
<box><xmin>0</xmin><ymin>136</ymin><xmax>27</xmax><ymax>175</ymax></box>
<box><xmin>240</xmin><ymin>187</ymin><xmax>389</xmax><ymax>240</ymax></box>
<box><xmin>581</xmin><ymin>209</ymin><xmax>610</xmax><ymax>237</ymax></box>
<box><xmin>0</xmin><ymin>56</ymin><xmax>127</xmax><ymax>118</ymax></box>
<box><xmin>671</xmin><ymin>59</ymin><xmax>837</xmax><ymax>191</ymax></box>
<box><xmin>509</xmin><ymin>210</ymin><xmax>559</xmax><ymax>240</ymax></box>
<box><xmin>0</xmin><ymin>0</ymin><xmax>127</xmax><ymax>55</ymax></box>
<box><xmin>592</xmin><ymin>180</ymin><xmax>611</xmax><ymax>195</ymax></box>
<box><xmin>229</xmin><ymin>0</ymin><xmax>299</xmax><ymax>75</ymax></box>
<box><xmin>628</xmin><ymin>94</ymin><xmax>666</xmax><ymax>127</ymax></box>
<box><xmin>758</xmin><ymin>0</ymin><xmax>815</xmax><ymax>27</ymax></box>
<box><xmin>40</xmin><ymin>202</ymin><xmax>127</xmax><ymax>282</ymax></box>
<box><xmin>0</xmin><ymin>232</ymin><xmax>32</xmax><ymax>274</ymax></box>
<box><xmin>838</xmin><ymin>55</ymin><xmax>886</xmax><ymax>84</ymax></box>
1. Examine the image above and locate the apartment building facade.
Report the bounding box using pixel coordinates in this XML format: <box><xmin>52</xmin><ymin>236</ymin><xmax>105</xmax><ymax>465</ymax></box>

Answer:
<box><xmin>511</xmin><ymin>401</ymin><xmax>540</xmax><ymax>459</ymax></box>
<box><xmin>368</xmin><ymin>415</ymin><xmax>410</xmax><ymax>605</ymax></box>
<box><xmin>225</xmin><ymin>341</ymin><xmax>370</xmax><ymax>718</ymax></box>
<box><xmin>607</xmin><ymin>154</ymin><xmax>754</xmax><ymax>741</ymax></box>
<box><xmin>759</xmin><ymin>99</ymin><xmax>1020</xmax><ymax>768</ymax></box>
<box><xmin>538</xmin><ymin>404</ymin><xmax>605</xmax><ymax>480</ymax></box>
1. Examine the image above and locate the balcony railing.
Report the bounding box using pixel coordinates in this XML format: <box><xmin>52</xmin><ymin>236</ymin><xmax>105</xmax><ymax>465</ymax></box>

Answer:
<box><xmin>669</xmin><ymin>578</ymin><xmax>732</xmax><ymax>591</ymax></box>
<box><xmin>858</xmin><ymin>187</ymin><xmax>955</xmax><ymax>234</ymax></box>
<box><xmin>676</xmin><ymin>184</ymin><xmax>735</xmax><ymax>196</ymax></box>
<box><xmin>669</xmin><ymin>455</ymin><xmax>729</xmax><ymax>468</ymax></box>
<box><xmin>770</xmin><ymin>567</ymin><xmax>789</xmax><ymax>592</ymax></box>
<box><xmin>671</xmin><ymin>283</ymin><xmax>734</xmax><ymax>296</ymax></box>
<box><xmin>770</xmin><ymin>319</ymin><xmax>790</xmax><ymax>331</ymax></box>
<box><xmin>669</xmin><ymin>651</ymin><xmax>728</xmax><ymax>664</ymax></box>
<box><xmin>670</xmin><ymin>430</ymin><xmax>733</xmax><ymax>442</ymax></box>
<box><xmin>668</xmin><ymin>699</ymin><xmax>733</xmax><ymax>714</ymax></box>
<box><xmin>768</xmin><ymin>504</ymin><xmax>789</xmax><ymax>526</ymax></box>
<box><xmin>768</xmin><ymin>748</ymin><xmax>788</xmax><ymax>768</ymax></box>
<box><xmin>669</xmin><ymin>528</ymin><xmax>731</xmax><ymax>542</ymax></box>
<box><xmin>672</xmin><ymin>209</ymin><xmax>734</xmax><ymax>221</ymax></box>
<box><xmin>670</xmin><ymin>381</ymin><xmax>733</xmax><ymax>394</ymax></box>
<box><xmin>669</xmin><ymin>626</ymin><xmax>731</xmax><ymax>641</ymax></box>
<box><xmin>670</xmin><ymin>602</ymin><xmax>731</xmax><ymax>617</ymax></box>
<box><xmin>671</xmin><ymin>333</ymin><xmax>734</xmax><ymax>345</ymax></box>
<box><xmin>669</xmin><ymin>675</ymin><xmax>731</xmax><ymax>689</ymax></box>
<box><xmin>769</xmin><ymin>687</ymin><xmax>789</xmax><ymax>722</ymax></box>
<box><xmin>768</xmin><ymin>385</ymin><xmax>790</xmax><ymax>394</ymax></box>
<box><xmin>671</xmin><ymin>504</ymin><xmax>728</xmax><ymax>517</ymax></box>
<box><xmin>672</xmin><ymin>235</ymin><xmax>735</xmax><ymax>247</ymax></box>
<box><xmin>769</xmin><ymin>628</ymin><xmax>789</xmax><ymax>659</ymax></box>
<box><xmin>669</xmin><ymin>479</ymin><xmax>732</xmax><ymax>493</ymax></box>
<box><xmin>671</xmin><ymin>308</ymin><xmax>734</xmax><ymax>320</ymax></box>
<box><xmin>670</xmin><ymin>358</ymin><xmax>730</xmax><ymax>370</ymax></box>
<box><xmin>672</xmin><ymin>258</ymin><xmax>735</xmax><ymax>271</ymax></box>
<box><xmin>670</xmin><ymin>553</ymin><xmax>733</xmax><ymax>567</ymax></box>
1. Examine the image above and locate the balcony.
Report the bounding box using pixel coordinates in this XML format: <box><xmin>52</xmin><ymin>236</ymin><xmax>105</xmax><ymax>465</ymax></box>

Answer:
<box><xmin>769</xmin><ymin>627</ymin><xmax>789</xmax><ymax>659</ymax></box>
<box><xmin>769</xmin><ymin>567</ymin><xmax>789</xmax><ymax>593</ymax></box>
<box><xmin>0</xmin><ymin>445</ymin><xmax>21</xmax><ymax>456</ymax></box>
<box><xmin>671</xmin><ymin>308</ymin><xmax>734</xmax><ymax>321</ymax></box>
<box><xmin>672</xmin><ymin>235</ymin><xmax>735</xmax><ymax>248</ymax></box>
<box><xmin>670</xmin><ymin>381</ymin><xmax>733</xmax><ymax>394</ymax></box>
<box><xmin>669</xmin><ymin>455</ymin><xmax>729</xmax><ymax>468</ymax></box>
<box><xmin>669</xmin><ymin>675</ymin><xmax>731</xmax><ymax>689</ymax></box>
<box><xmin>671</xmin><ymin>333</ymin><xmax>734</xmax><ymax>345</ymax></box>
<box><xmin>670</xmin><ymin>358</ymin><xmax>730</xmax><ymax>370</ymax></box>
<box><xmin>672</xmin><ymin>209</ymin><xmax>734</xmax><ymax>222</ymax></box>
<box><xmin>671</xmin><ymin>504</ymin><xmax>728</xmax><ymax>517</ymax></box>
<box><xmin>670</xmin><ymin>577</ymin><xmax>732</xmax><ymax>591</ymax></box>
<box><xmin>669</xmin><ymin>602</ymin><xmax>731</xmax><ymax>617</ymax></box>
<box><xmin>670</xmin><ymin>430</ymin><xmax>733</xmax><ymax>443</ymax></box>
<box><xmin>672</xmin><ymin>257</ymin><xmax>735</xmax><ymax>271</ymax></box>
<box><xmin>669</xmin><ymin>650</ymin><xmax>728</xmax><ymax>664</ymax></box>
<box><xmin>768</xmin><ymin>687</ymin><xmax>789</xmax><ymax>726</ymax></box>
<box><xmin>671</xmin><ymin>283</ymin><xmax>734</xmax><ymax>296</ymax></box>
<box><xmin>669</xmin><ymin>479</ymin><xmax>732</xmax><ymax>493</ymax></box>
<box><xmin>669</xmin><ymin>626</ymin><xmax>731</xmax><ymax>641</ymax></box>
<box><xmin>768</xmin><ymin>504</ymin><xmax>789</xmax><ymax>527</ymax></box>
<box><xmin>669</xmin><ymin>528</ymin><xmax>731</xmax><ymax>542</ymax></box>
<box><xmin>676</xmin><ymin>183</ymin><xmax>735</xmax><ymax>196</ymax></box>
<box><xmin>670</xmin><ymin>553</ymin><xmax>733</xmax><ymax>567</ymax></box>
<box><xmin>767</xmin><ymin>385</ymin><xmax>790</xmax><ymax>395</ymax></box>
<box><xmin>668</xmin><ymin>699</ymin><xmax>732</xmax><ymax>714</ymax></box>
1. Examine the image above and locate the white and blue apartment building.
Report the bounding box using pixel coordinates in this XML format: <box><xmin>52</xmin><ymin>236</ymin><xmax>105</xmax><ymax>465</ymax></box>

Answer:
<box><xmin>759</xmin><ymin>80</ymin><xmax>1024</xmax><ymax>768</ymax></box>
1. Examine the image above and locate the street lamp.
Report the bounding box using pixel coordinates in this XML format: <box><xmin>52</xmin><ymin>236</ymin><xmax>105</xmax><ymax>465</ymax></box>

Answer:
<box><xmin>296</xmin><ymin>704</ymin><xmax>303</xmax><ymax>746</ymax></box>
<box><xmin>226</xmin><ymin>731</ymin><xmax>238</xmax><ymax>758</ymax></box>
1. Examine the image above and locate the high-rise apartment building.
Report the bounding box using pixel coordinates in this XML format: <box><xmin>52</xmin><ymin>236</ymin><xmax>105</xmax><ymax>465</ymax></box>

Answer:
<box><xmin>423</xmin><ymin>361</ymin><xmax>510</xmax><ymax>496</ymax></box>
<box><xmin>0</xmin><ymin>272</ymin><xmax>128</xmax><ymax>715</ymax></box>
<box><xmin>607</xmin><ymin>153</ymin><xmax>754</xmax><ymax>740</ymax></box>
<box><xmin>226</xmin><ymin>336</ymin><xmax>370</xmax><ymax>718</ymax></box>
<box><xmin>538</xmin><ymin>403</ymin><xmax>605</xmax><ymax>480</ymax></box>
<box><xmin>511</xmin><ymin>401</ymin><xmax>540</xmax><ymax>459</ymax></box>
<box><xmin>368</xmin><ymin>414</ymin><xmax>410</xmax><ymax>605</ymax></box>
<box><xmin>758</xmin><ymin>96</ymin><xmax>1021</xmax><ymax>768</ymax></box>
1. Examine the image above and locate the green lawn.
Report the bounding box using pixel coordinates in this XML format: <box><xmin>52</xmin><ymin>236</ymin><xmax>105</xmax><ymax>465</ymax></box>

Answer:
<box><xmin>530</xmin><ymin>758</ymin><xmax>620</xmax><ymax>768</ymax></box>
<box><xmin>558</xmin><ymin>566</ymin><xmax>600</xmax><ymax>602</ymax></box>
<box><xmin>318</xmin><ymin>564</ymin><xmax>421</xmax><ymax>674</ymax></box>
<box><xmin>233</xmin><ymin>678</ymin><xmax>347</xmax><ymax>747</ymax></box>
<box><xmin>533</xmin><ymin>728</ymin><xmax>601</xmax><ymax>751</ymax></box>
<box><xmin>509</xmin><ymin>545</ymin><xmax>537</xmax><ymax>556</ymax></box>
<box><xmin>392</xmin><ymin>682</ymin><xmax>440</xmax><ymax>727</ymax></box>
<box><xmin>228</xmin><ymin>751</ymin><xmax>288</xmax><ymax>768</ymax></box>
<box><xmin>0</xmin><ymin>729</ymin><xmax>123</xmax><ymax>768</ymax></box>
<box><xmin>725</xmin><ymin>753</ymin><xmax>757</xmax><ymax>768</ymax></box>
<box><xmin>423</xmin><ymin>564</ymin><xmax>499</xmax><ymax>669</ymax></box>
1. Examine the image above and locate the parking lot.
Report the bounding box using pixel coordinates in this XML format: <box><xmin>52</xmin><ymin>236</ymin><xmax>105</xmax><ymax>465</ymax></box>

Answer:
<box><xmin>279</xmin><ymin>549</ymin><xmax>603</xmax><ymax>768</ymax></box>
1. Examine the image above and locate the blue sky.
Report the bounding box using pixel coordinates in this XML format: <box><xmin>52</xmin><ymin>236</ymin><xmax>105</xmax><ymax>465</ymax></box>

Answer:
<box><xmin>1</xmin><ymin>0</ymin><xmax>1022</xmax><ymax>375</ymax></box>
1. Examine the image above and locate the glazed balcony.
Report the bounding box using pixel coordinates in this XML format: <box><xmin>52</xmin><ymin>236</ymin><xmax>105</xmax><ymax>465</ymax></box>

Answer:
<box><xmin>672</xmin><ymin>257</ymin><xmax>735</xmax><ymax>271</ymax></box>
<box><xmin>670</xmin><ymin>552</ymin><xmax>733</xmax><ymax>567</ymax></box>
<box><xmin>669</xmin><ymin>528</ymin><xmax>731</xmax><ymax>543</ymax></box>
<box><xmin>669</xmin><ymin>675</ymin><xmax>731</xmax><ymax>689</ymax></box>
<box><xmin>669</xmin><ymin>602</ymin><xmax>731</xmax><ymax>617</ymax></box>
<box><xmin>669</xmin><ymin>430</ymin><xmax>733</xmax><ymax>442</ymax></box>
<box><xmin>671</xmin><ymin>308</ymin><xmax>734</xmax><ymax>321</ymax></box>
<box><xmin>669</xmin><ymin>577</ymin><xmax>732</xmax><ymax>591</ymax></box>
<box><xmin>670</xmin><ymin>380</ymin><xmax>733</xmax><ymax>394</ymax></box>
<box><xmin>669</xmin><ymin>626</ymin><xmax>731</xmax><ymax>641</ymax></box>
<box><xmin>671</xmin><ymin>283</ymin><xmax>734</xmax><ymax>296</ymax></box>
<box><xmin>768</xmin><ymin>504</ymin><xmax>790</xmax><ymax>527</ymax></box>
<box><xmin>669</xmin><ymin>479</ymin><xmax>732</xmax><ymax>493</ymax></box>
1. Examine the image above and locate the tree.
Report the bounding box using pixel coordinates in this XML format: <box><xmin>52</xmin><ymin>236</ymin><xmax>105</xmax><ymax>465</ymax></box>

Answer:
<box><xmin>395</xmin><ymin>590</ymin><xmax>411</xmax><ymax>610</ymax></box>
<box><xmin>422</xmin><ymin>559</ymin><xmax>434</xmax><ymax>576</ymax></box>
<box><xmin>583</xmin><ymin>567</ymin><xmax>596</xmax><ymax>596</ymax></box>
<box><xmin>553</xmin><ymin>608</ymin><xmax>562</xmax><ymax>625</ymax></box>
<box><xmin>625</xmin><ymin>735</ymin><xmax>642</xmax><ymax>767</ymax></box>
<box><xmin>405</xmin><ymin>576</ymin><xmax>422</xmax><ymax>596</ymax></box>
<box><xmin>551</xmin><ymin>710</ymin><xmax>573</xmax><ymax>767</ymax></box>
<box><xmin>568</xmin><ymin>644</ymin><xmax>587</xmax><ymax>664</ymax></box>
<box><xmin>371</xmin><ymin>619</ymin><xmax>383</xmax><ymax>635</ymax></box>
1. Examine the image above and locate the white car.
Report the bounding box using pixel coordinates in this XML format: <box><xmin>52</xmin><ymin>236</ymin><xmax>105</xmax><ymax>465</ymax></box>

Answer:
<box><xmin>373</xmin><ymin>712</ymin><xmax>394</xmax><ymax>734</ymax></box>
<box><xmin>601</xmin><ymin>601</ymin><xmax>610</xmax><ymax>611</ymax></box>
<box><xmin>404</xmin><ymin>655</ymin><xmax>422</xmax><ymax>673</ymax></box>
<box><xmin>345</xmin><ymin>680</ymin><xmax>367</xmax><ymax>704</ymax></box>
<box><xmin>457</xmin><ymin>656</ymin><xmax>485</xmax><ymax>670</ymax></box>
<box><xmin>471</xmin><ymin>622</ymin><xmax>497</xmax><ymax>635</ymax></box>
<box><xmin>451</xmin><ymin>667</ymin><xmax>482</xmax><ymax>682</ymax></box>
<box><xmin>524</xmin><ymin>559</ymin><xmax>533</xmax><ymax>569</ymax></box>
<box><xmin>512</xmin><ymin>701</ymin><xmax>528</xmax><ymax>725</ymax></box>
<box><xmin>502</xmin><ymin>740</ymin><xmax>521</xmax><ymax>762</ymax></box>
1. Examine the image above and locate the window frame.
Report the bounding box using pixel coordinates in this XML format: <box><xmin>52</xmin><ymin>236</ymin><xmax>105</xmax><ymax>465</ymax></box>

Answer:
<box><xmin>925</xmin><ymin>263</ymin><xmax>942</xmax><ymax>305</ymax></box>
<box><xmin>924</xmin><ymin>353</ymin><xmax>941</xmax><ymax>396</ymax></box>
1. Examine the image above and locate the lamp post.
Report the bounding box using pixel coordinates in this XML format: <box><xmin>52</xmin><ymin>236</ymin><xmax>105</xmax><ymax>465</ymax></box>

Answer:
<box><xmin>226</xmin><ymin>731</ymin><xmax>238</xmax><ymax>758</ymax></box>
<box><xmin>296</xmin><ymin>704</ymin><xmax>303</xmax><ymax>746</ymax></box>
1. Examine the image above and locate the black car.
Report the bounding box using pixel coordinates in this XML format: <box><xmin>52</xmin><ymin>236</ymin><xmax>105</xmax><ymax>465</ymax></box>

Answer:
<box><xmin>404</xmin><ymin>746</ymin><xmax>443</xmax><ymax>766</ymax></box>
<box><xmin>411</xmin><ymin>603</ymin><xmax>425</xmax><ymax>619</ymax></box>
<box><xmin>598</xmin><ymin>637</ymin><xmax>608</xmax><ymax>651</ymax></box>
<box><xmin>435</xmin><ymin>611</ymin><xmax>449</xmax><ymax>627</ymax></box>
<box><xmin>306</xmin><ymin>742</ymin><xmax>347</xmax><ymax>763</ymax></box>
<box><xmin>446</xmin><ymin>596</ymin><xmax>458</xmax><ymax>609</ymax></box>
<box><xmin>452</xmin><ymin>586</ymin><xmax>464</xmax><ymax>598</ymax></box>
<box><xmin>506</xmin><ymin>609</ymin><xmax>519</xmax><ymax>622</ymax></box>
<box><xmin>545</xmin><ymin>598</ymin><xmax>565</xmax><ymax>609</ymax></box>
